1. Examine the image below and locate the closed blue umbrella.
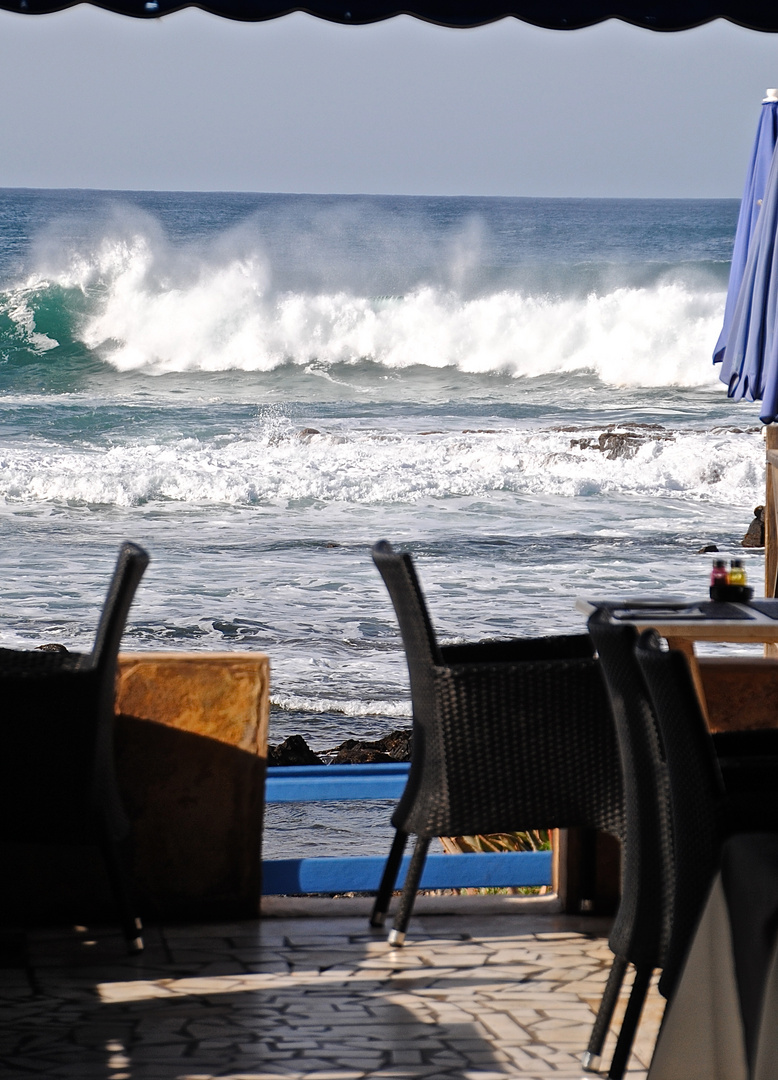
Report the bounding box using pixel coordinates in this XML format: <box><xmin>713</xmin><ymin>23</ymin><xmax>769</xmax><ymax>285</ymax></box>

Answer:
<box><xmin>714</xmin><ymin>90</ymin><xmax>778</xmax><ymax>369</ymax></box>
<box><xmin>719</xmin><ymin>97</ymin><xmax>778</xmax><ymax>423</ymax></box>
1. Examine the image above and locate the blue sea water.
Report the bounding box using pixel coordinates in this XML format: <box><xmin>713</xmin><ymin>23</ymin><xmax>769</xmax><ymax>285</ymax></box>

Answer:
<box><xmin>0</xmin><ymin>188</ymin><xmax>764</xmax><ymax>856</ymax></box>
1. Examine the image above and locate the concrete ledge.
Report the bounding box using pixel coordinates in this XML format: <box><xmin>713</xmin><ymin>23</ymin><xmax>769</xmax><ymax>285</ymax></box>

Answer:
<box><xmin>261</xmin><ymin>891</ymin><xmax>564</xmax><ymax>919</ymax></box>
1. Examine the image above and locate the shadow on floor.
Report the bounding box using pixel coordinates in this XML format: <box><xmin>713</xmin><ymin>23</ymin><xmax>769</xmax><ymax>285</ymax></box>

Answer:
<box><xmin>0</xmin><ymin>905</ymin><xmax>655</xmax><ymax>1079</ymax></box>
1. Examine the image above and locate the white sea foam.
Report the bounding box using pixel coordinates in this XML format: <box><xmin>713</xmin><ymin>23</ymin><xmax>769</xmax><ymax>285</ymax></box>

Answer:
<box><xmin>82</xmin><ymin>280</ymin><xmax>728</xmax><ymax>387</ymax></box>
<box><xmin>271</xmin><ymin>693</ymin><xmax>411</xmax><ymax>719</ymax></box>
<box><xmin>8</xmin><ymin>227</ymin><xmax>727</xmax><ymax>387</ymax></box>
<box><xmin>0</xmin><ymin>423</ymin><xmax>763</xmax><ymax>509</ymax></box>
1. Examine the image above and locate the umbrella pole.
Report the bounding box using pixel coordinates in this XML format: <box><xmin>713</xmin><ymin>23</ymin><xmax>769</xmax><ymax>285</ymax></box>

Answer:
<box><xmin>765</xmin><ymin>426</ymin><xmax>778</xmax><ymax>655</ymax></box>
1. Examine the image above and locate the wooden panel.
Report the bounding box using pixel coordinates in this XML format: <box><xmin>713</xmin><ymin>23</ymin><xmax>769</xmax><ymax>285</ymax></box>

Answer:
<box><xmin>666</xmin><ymin>635</ymin><xmax>710</xmax><ymax>725</ymax></box>
<box><xmin>552</xmin><ymin>827</ymin><xmax>621</xmax><ymax>916</ymax></box>
<box><xmin>699</xmin><ymin>657</ymin><xmax>778</xmax><ymax>732</ymax></box>
<box><xmin>116</xmin><ymin>717</ymin><xmax>265</xmax><ymax>917</ymax></box>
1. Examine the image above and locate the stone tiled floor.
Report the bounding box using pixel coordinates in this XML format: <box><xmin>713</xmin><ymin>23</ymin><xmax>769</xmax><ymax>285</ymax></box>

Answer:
<box><xmin>0</xmin><ymin>898</ymin><xmax>664</xmax><ymax>1080</ymax></box>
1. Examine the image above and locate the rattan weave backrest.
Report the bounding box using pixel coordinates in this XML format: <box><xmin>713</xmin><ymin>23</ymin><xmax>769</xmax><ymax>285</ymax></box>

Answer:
<box><xmin>0</xmin><ymin>542</ymin><xmax>149</xmax><ymax>848</ymax></box>
<box><xmin>371</xmin><ymin>540</ymin><xmax>447</xmax><ymax>828</ymax></box>
<box><xmin>635</xmin><ymin>630</ymin><xmax>726</xmax><ymax>996</ymax></box>
<box><xmin>373</xmin><ymin>540</ymin><xmax>624</xmax><ymax>841</ymax></box>
<box><xmin>372</xmin><ymin>540</ymin><xmax>443</xmax><ymax>678</ymax></box>
<box><xmin>588</xmin><ymin>612</ymin><xmax>672</xmax><ymax>966</ymax></box>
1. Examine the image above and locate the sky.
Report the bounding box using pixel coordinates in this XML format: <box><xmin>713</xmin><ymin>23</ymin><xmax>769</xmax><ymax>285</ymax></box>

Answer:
<box><xmin>1</xmin><ymin>8</ymin><xmax>778</xmax><ymax>197</ymax></box>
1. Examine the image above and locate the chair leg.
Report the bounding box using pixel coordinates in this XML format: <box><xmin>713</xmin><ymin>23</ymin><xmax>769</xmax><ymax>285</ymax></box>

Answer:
<box><xmin>388</xmin><ymin>836</ymin><xmax>430</xmax><ymax>946</ymax></box>
<box><xmin>582</xmin><ymin>955</ymin><xmax>628</xmax><ymax>1071</ymax></box>
<box><xmin>99</xmin><ymin>836</ymin><xmax>144</xmax><ymax>954</ymax></box>
<box><xmin>370</xmin><ymin>830</ymin><xmax>409</xmax><ymax>928</ymax></box>
<box><xmin>607</xmin><ymin>964</ymin><xmax>653</xmax><ymax>1080</ymax></box>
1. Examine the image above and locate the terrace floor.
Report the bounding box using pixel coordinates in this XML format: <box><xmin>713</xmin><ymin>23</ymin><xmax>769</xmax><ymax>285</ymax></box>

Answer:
<box><xmin>0</xmin><ymin>896</ymin><xmax>665</xmax><ymax>1080</ymax></box>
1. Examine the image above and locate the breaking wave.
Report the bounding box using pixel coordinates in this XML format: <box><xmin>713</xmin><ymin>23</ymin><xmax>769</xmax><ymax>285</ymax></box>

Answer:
<box><xmin>0</xmin><ymin>420</ymin><xmax>762</xmax><ymax>509</ymax></box>
<box><xmin>0</xmin><ymin>224</ymin><xmax>726</xmax><ymax>389</ymax></box>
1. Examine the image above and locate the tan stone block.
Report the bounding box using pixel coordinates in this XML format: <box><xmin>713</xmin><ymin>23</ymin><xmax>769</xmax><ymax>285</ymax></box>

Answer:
<box><xmin>114</xmin><ymin>652</ymin><xmax>270</xmax><ymax>918</ymax></box>
<box><xmin>116</xmin><ymin>652</ymin><xmax>269</xmax><ymax>755</ymax></box>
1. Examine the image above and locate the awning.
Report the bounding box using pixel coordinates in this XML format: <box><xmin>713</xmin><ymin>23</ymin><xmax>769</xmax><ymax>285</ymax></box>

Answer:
<box><xmin>5</xmin><ymin>0</ymin><xmax>778</xmax><ymax>29</ymax></box>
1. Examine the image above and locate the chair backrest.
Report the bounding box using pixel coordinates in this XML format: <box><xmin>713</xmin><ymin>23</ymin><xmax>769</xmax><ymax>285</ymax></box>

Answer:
<box><xmin>87</xmin><ymin>542</ymin><xmax>150</xmax><ymax>838</ymax></box>
<box><xmin>635</xmin><ymin>629</ymin><xmax>727</xmax><ymax>997</ymax></box>
<box><xmin>373</xmin><ymin>541</ymin><xmax>624</xmax><ymax>842</ymax></box>
<box><xmin>0</xmin><ymin>541</ymin><xmax>149</xmax><ymax>845</ymax></box>
<box><xmin>588</xmin><ymin>611</ymin><xmax>672</xmax><ymax>969</ymax></box>
<box><xmin>91</xmin><ymin>542</ymin><xmax>150</xmax><ymax>672</ymax></box>
<box><xmin>372</xmin><ymin>539</ymin><xmax>443</xmax><ymax>691</ymax></box>
<box><xmin>372</xmin><ymin>540</ymin><xmax>444</xmax><ymax>828</ymax></box>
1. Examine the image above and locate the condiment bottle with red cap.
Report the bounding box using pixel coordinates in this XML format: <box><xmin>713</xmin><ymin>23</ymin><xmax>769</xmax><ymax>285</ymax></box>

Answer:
<box><xmin>710</xmin><ymin>560</ymin><xmax>729</xmax><ymax>587</ymax></box>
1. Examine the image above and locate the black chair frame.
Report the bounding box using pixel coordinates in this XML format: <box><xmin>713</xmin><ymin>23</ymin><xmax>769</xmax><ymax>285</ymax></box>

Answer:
<box><xmin>585</xmin><ymin>615</ymin><xmax>778</xmax><ymax>1078</ymax></box>
<box><xmin>0</xmin><ymin>542</ymin><xmax>149</xmax><ymax>952</ymax></box>
<box><xmin>369</xmin><ymin>540</ymin><xmax>624</xmax><ymax>945</ymax></box>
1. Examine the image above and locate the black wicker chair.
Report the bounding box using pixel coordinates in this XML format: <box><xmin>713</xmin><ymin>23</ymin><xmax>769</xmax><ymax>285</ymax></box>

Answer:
<box><xmin>369</xmin><ymin>540</ymin><xmax>624</xmax><ymax>945</ymax></box>
<box><xmin>585</xmin><ymin>614</ymin><xmax>778</xmax><ymax>1078</ymax></box>
<box><xmin>635</xmin><ymin>630</ymin><xmax>778</xmax><ymax>1004</ymax></box>
<box><xmin>583</xmin><ymin>612</ymin><xmax>672</xmax><ymax>1079</ymax></box>
<box><xmin>0</xmin><ymin>542</ymin><xmax>149</xmax><ymax>952</ymax></box>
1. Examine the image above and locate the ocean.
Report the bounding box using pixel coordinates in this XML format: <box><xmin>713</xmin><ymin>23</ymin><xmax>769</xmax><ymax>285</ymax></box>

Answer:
<box><xmin>0</xmin><ymin>189</ymin><xmax>764</xmax><ymax>858</ymax></box>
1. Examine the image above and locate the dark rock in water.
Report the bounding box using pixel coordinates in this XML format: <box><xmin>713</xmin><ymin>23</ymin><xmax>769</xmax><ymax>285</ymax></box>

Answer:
<box><xmin>267</xmin><ymin>734</ymin><xmax>323</xmax><ymax>766</ymax></box>
<box><xmin>597</xmin><ymin>431</ymin><xmax>643</xmax><ymax>460</ymax></box>
<box><xmin>35</xmin><ymin>643</ymin><xmax>69</xmax><ymax>652</ymax></box>
<box><xmin>569</xmin><ymin>431</ymin><xmax>642</xmax><ymax>459</ymax></box>
<box><xmin>324</xmin><ymin>728</ymin><xmax>413</xmax><ymax>763</ymax></box>
<box><xmin>697</xmin><ymin>543</ymin><xmax>719</xmax><ymax>554</ymax></box>
<box><xmin>742</xmin><ymin>505</ymin><xmax>766</xmax><ymax>548</ymax></box>
<box><xmin>298</xmin><ymin>427</ymin><xmax>321</xmax><ymax>440</ymax></box>
<box><xmin>569</xmin><ymin>425</ymin><xmax>673</xmax><ymax>461</ymax></box>
<box><xmin>375</xmin><ymin>729</ymin><xmax>413</xmax><ymax>760</ymax></box>
<box><xmin>331</xmin><ymin>746</ymin><xmax>394</xmax><ymax>764</ymax></box>
<box><xmin>268</xmin><ymin>728</ymin><xmax>413</xmax><ymax>767</ymax></box>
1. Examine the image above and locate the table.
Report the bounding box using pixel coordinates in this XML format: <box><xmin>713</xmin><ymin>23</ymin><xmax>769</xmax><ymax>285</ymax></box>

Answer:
<box><xmin>576</xmin><ymin>597</ymin><xmax>778</xmax><ymax>724</ymax></box>
<box><xmin>647</xmin><ymin>833</ymin><xmax>778</xmax><ymax>1080</ymax></box>
<box><xmin>576</xmin><ymin>596</ymin><xmax>778</xmax><ymax>644</ymax></box>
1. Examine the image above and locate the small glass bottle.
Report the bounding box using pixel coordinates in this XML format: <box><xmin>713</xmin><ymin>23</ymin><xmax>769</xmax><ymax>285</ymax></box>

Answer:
<box><xmin>710</xmin><ymin>560</ymin><xmax>729</xmax><ymax>587</ymax></box>
<box><xmin>729</xmin><ymin>559</ymin><xmax>747</xmax><ymax>587</ymax></box>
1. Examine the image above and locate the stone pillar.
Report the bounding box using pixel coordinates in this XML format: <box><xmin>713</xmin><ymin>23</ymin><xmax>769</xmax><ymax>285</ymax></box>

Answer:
<box><xmin>115</xmin><ymin>653</ymin><xmax>269</xmax><ymax>918</ymax></box>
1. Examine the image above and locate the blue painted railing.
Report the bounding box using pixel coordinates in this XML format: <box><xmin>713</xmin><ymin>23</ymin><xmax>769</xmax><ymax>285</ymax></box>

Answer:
<box><xmin>266</xmin><ymin>762</ymin><xmax>410</xmax><ymax>802</ymax></box>
<box><xmin>263</xmin><ymin>763</ymin><xmax>553</xmax><ymax>895</ymax></box>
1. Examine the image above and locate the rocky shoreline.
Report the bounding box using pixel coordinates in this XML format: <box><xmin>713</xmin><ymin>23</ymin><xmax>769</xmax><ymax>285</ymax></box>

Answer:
<box><xmin>268</xmin><ymin>729</ymin><xmax>412</xmax><ymax>766</ymax></box>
